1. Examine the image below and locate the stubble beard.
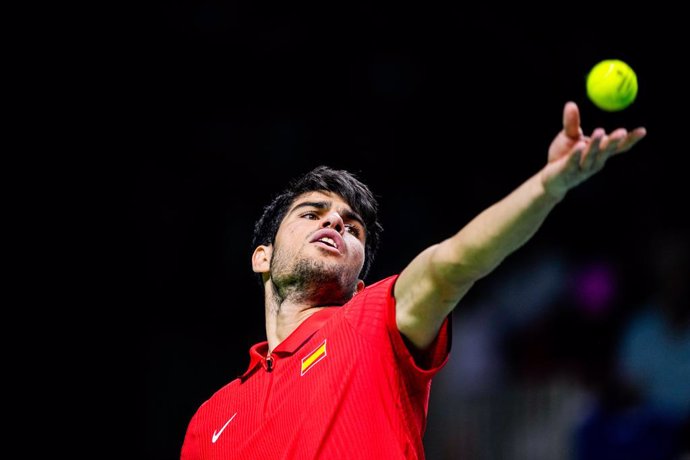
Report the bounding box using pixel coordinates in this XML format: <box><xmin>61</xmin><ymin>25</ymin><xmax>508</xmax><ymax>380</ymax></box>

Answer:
<box><xmin>270</xmin><ymin>254</ymin><xmax>359</xmax><ymax>309</ymax></box>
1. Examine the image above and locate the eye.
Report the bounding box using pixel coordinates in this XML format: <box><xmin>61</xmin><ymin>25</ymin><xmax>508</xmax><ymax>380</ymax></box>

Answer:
<box><xmin>345</xmin><ymin>224</ymin><xmax>361</xmax><ymax>237</ymax></box>
<box><xmin>301</xmin><ymin>212</ymin><xmax>318</xmax><ymax>220</ymax></box>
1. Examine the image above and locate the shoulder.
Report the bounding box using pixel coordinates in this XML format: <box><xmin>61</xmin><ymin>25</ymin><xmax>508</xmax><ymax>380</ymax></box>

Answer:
<box><xmin>339</xmin><ymin>274</ymin><xmax>399</xmax><ymax>339</ymax></box>
<box><xmin>352</xmin><ymin>274</ymin><xmax>399</xmax><ymax>303</ymax></box>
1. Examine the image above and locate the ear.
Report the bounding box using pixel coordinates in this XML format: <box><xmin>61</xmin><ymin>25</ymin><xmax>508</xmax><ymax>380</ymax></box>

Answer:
<box><xmin>252</xmin><ymin>245</ymin><xmax>272</xmax><ymax>273</ymax></box>
<box><xmin>354</xmin><ymin>279</ymin><xmax>365</xmax><ymax>295</ymax></box>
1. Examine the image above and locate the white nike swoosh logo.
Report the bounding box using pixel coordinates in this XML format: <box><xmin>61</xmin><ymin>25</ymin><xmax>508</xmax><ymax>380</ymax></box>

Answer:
<box><xmin>212</xmin><ymin>412</ymin><xmax>237</xmax><ymax>443</ymax></box>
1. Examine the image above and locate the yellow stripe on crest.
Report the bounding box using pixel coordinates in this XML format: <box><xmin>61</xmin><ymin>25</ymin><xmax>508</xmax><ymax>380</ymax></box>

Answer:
<box><xmin>300</xmin><ymin>339</ymin><xmax>327</xmax><ymax>376</ymax></box>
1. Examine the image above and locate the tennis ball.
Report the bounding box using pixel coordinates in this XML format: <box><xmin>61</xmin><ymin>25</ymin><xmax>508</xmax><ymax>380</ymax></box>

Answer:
<box><xmin>586</xmin><ymin>59</ymin><xmax>638</xmax><ymax>111</ymax></box>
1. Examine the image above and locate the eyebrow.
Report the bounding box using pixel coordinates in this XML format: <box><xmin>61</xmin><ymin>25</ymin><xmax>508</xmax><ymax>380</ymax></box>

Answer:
<box><xmin>289</xmin><ymin>200</ymin><xmax>365</xmax><ymax>228</ymax></box>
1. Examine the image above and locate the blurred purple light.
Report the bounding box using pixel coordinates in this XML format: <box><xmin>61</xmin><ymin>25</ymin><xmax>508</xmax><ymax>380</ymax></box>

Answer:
<box><xmin>573</xmin><ymin>262</ymin><xmax>617</xmax><ymax>316</ymax></box>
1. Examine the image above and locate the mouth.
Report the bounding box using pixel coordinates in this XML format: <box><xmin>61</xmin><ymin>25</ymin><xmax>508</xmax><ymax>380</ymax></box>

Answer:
<box><xmin>310</xmin><ymin>229</ymin><xmax>344</xmax><ymax>253</ymax></box>
<box><xmin>316</xmin><ymin>236</ymin><xmax>338</xmax><ymax>249</ymax></box>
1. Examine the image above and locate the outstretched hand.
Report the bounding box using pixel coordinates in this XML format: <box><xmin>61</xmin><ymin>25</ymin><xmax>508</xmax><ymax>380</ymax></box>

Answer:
<box><xmin>542</xmin><ymin>101</ymin><xmax>647</xmax><ymax>199</ymax></box>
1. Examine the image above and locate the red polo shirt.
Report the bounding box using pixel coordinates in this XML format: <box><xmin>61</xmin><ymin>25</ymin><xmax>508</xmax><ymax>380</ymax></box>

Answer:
<box><xmin>181</xmin><ymin>274</ymin><xmax>451</xmax><ymax>460</ymax></box>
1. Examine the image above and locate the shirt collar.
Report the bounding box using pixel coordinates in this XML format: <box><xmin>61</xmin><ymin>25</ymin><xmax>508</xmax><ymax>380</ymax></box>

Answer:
<box><xmin>241</xmin><ymin>307</ymin><xmax>338</xmax><ymax>378</ymax></box>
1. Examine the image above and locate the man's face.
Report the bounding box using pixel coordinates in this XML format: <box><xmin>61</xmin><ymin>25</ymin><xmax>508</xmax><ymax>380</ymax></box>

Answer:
<box><xmin>268</xmin><ymin>191</ymin><xmax>366</xmax><ymax>303</ymax></box>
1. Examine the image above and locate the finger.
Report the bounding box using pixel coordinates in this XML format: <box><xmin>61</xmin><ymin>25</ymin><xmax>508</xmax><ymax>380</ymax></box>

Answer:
<box><xmin>615</xmin><ymin>127</ymin><xmax>647</xmax><ymax>154</ymax></box>
<box><xmin>589</xmin><ymin>128</ymin><xmax>625</xmax><ymax>166</ymax></box>
<box><xmin>592</xmin><ymin>138</ymin><xmax>618</xmax><ymax>170</ymax></box>
<box><xmin>563</xmin><ymin>101</ymin><xmax>582</xmax><ymax>140</ymax></box>
<box><xmin>601</xmin><ymin>128</ymin><xmax>628</xmax><ymax>151</ymax></box>
<box><xmin>568</xmin><ymin>144</ymin><xmax>585</xmax><ymax>174</ymax></box>
<box><xmin>581</xmin><ymin>128</ymin><xmax>605</xmax><ymax>170</ymax></box>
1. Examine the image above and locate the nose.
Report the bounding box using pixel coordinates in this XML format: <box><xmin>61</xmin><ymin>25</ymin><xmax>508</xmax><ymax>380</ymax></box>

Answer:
<box><xmin>322</xmin><ymin>212</ymin><xmax>344</xmax><ymax>234</ymax></box>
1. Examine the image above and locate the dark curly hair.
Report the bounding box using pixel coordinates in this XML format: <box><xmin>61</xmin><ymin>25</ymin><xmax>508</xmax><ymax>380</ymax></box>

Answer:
<box><xmin>251</xmin><ymin>165</ymin><xmax>383</xmax><ymax>284</ymax></box>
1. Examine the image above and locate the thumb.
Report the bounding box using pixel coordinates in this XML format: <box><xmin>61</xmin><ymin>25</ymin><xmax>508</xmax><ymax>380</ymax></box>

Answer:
<box><xmin>563</xmin><ymin>101</ymin><xmax>582</xmax><ymax>140</ymax></box>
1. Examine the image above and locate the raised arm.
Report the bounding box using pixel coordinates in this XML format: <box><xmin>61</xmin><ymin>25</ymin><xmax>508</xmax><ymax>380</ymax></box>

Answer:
<box><xmin>394</xmin><ymin>101</ymin><xmax>647</xmax><ymax>349</ymax></box>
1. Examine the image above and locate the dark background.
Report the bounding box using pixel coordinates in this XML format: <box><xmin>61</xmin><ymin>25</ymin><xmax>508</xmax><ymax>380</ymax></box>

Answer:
<box><xmin>126</xmin><ymin>7</ymin><xmax>688</xmax><ymax>460</ymax></box>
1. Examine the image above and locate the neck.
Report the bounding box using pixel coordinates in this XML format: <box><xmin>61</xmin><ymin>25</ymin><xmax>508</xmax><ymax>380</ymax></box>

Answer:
<box><xmin>262</xmin><ymin>273</ymin><xmax>357</xmax><ymax>351</ymax></box>
<box><xmin>264</xmin><ymin>297</ymin><xmax>325</xmax><ymax>351</ymax></box>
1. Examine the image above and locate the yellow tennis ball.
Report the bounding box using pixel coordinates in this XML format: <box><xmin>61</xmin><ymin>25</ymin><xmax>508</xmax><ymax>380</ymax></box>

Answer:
<box><xmin>586</xmin><ymin>59</ymin><xmax>638</xmax><ymax>111</ymax></box>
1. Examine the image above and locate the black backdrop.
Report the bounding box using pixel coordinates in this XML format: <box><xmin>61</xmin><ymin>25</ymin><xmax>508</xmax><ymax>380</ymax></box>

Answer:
<box><xmin>125</xmin><ymin>8</ymin><xmax>688</xmax><ymax>459</ymax></box>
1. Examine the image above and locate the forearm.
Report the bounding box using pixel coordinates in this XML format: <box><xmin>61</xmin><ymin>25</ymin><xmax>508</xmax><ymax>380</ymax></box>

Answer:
<box><xmin>437</xmin><ymin>170</ymin><xmax>562</xmax><ymax>281</ymax></box>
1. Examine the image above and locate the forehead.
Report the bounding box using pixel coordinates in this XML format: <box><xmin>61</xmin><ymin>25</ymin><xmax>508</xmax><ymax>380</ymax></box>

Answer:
<box><xmin>289</xmin><ymin>190</ymin><xmax>352</xmax><ymax>210</ymax></box>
